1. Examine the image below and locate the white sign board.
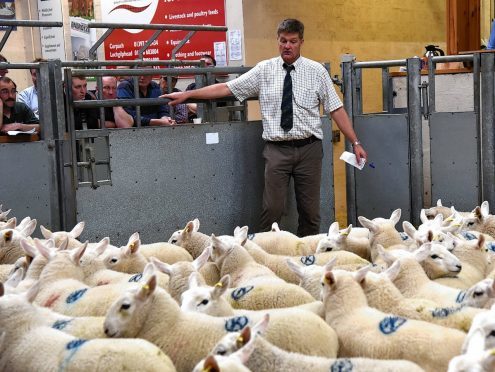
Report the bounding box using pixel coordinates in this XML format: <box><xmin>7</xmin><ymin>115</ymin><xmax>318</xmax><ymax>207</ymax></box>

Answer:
<box><xmin>38</xmin><ymin>0</ymin><xmax>66</xmax><ymax>60</ymax></box>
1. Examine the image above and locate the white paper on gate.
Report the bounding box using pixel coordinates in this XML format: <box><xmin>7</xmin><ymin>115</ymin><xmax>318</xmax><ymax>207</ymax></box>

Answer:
<box><xmin>7</xmin><ymin>128</ymin><xmax>36</xmax><ymax>136</ymax></box>
<box><xmin>340</xmin><ymin>151</ymin><xmax>366</xmax><ymax>170</ymax></box>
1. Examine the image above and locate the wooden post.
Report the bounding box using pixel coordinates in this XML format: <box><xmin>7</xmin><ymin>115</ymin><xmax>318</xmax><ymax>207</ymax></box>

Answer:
<box><xmin>447</xmin><ymin>0</ymin><xmax>481</xmax><ymax>54</ymax></box>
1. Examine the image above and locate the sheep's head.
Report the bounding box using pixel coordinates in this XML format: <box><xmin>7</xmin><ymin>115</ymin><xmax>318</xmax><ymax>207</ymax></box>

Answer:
<box><xmin>104</xmin><ymin>275</ymin><xmax>157</xmax><ymax>338</ymax></box>
<box><xmin>209</xmin><ymin>234</ymin><xmax>235</xmax><ymax>264</ymax></box>
<box><xmin>416</xmin><ymin>242</ymin><xmax>462</xmax><ymax>279</ymax></box>
<box><xmin>180</xmin><ymin>273</ymin><xmax>229</xmax><ymax>315</ymax></box>
<box><xmin>461</xmin><ymin>279</ymin><xmax>495</xmax><ymax>309</ymax></box>
<box><xmin>315</xmin><ymin>222</ymin><xmax>350</xmax><ymax>253</ymax></box>
<box><xmin>0</xmin><ymin>206</ymin><xmax>11</xmax><ymax>222</ymax></box>
<box><xmin>168</xmin><ymin>218</ymin><xmax>201</xmax><ymax>246</ymax></box>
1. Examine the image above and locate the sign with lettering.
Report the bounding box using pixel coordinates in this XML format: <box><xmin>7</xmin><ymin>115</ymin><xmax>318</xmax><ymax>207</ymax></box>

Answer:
<box><xmin>101</xmin><ymin>0</ymin><xmax>226</xmax><ymax>63</ymax></box>
<box><xmin>38</xmin><ymin>0</ymin><xmax>66</xmax><ymax>60</ymax></box>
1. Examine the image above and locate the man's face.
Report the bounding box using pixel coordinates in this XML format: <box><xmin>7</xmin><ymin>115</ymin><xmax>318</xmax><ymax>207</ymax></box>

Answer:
<box><xmin>159</xmin><ymin>76</ymin><xmax>177</xmax><ymax>93</ymax></box>
<box><xmin>30</xmin><ymin>69</ymin><xmax>37</xmax><ymax>88</ymax></box>
<box><xmin>278</xmin><ymin>32</ymin><xmax>304</xmax><ymax>65</ymax></box>
<box><xmin>138</xmin><ymin>74</ymin><xmax>152</xmax><ymax>90</ymax></box>
<box><xmin>0</xmin><ymin>81</ymin><xmax>16</xmax><ymax>108</ymax></box>
<box><xmin>101</xmin><ymin>77</ymin><xmax>117</xmax><ymax>99</ymax></box>
<box><xmin>201</xmin><ymin>57</ymin><xmax>215</xmax><ymax>67</ymax></box>
<box><xmin>72</xmin><ymin>77</ymin><xmax>87</xmax><ymax>101</ymax></box>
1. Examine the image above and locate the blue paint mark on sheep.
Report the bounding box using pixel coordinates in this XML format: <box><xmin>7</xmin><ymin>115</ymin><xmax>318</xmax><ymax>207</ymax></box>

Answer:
<box><xmin>431</xmin><ymin>305</ymin><xmax>464</xmax><ymax>318</ymax></box>
<box><xmin>52</xmin><ymin>319</ymin><xmax>73</xmax><ymax>330</ymax></box>
<box><xmin>225</xmin><ymin>316</ymin><xmax>249</xmax><ymax>332</ymax></box>
<box><xmin>461</xmin><ymin>232</ymin><xmax>477</xmax><ymax>240</ymax></box>
<box><xmin>378</xmin><ymin>316</ymin><xmax>407</xmax><ymax>334</ymax></box>
<box><xmin>66</xmin><ymin>339</ymin><xmax>87</xmax><ymax>350</ymax></box>
<box><xmin>247</xmin><ymin>233</ymin><xmax>255</xmax><ymax>240</ymax></box>
<box><xmin>456</xmin><ymin>291</ymin><xmax>467</xmax><ymax>303</ymax></box>
<box><xmin>486</xmin><ymin>242</ymin><xmax>495</xmax><ymax>253</ymax></box>
<box><xmin>60</xmin><ymin>339</ymin><xmax>88</xmax><ymax>372</ymax></box>
<box><xmin>399</xmin><ymin>232</ymin><xmax>409</xmax><ymax>241</ymax></box>
<box><xmin>66</xmin><ymin>288</ymin><xmax>88</xmax><ymax>304</ymax></box>
<box><xmin>128</xmin><ymin>273</ymin><xmax>143</xmax><ymax>282</ymax></box>
<box><xmin>231</xmin><ymin>286</ymin><xmax>254</xmax><ymax>301</ymax></box>
<box><xmin>300</xmin><ymin>255</ymin><xmax>316</xmax><ymax>266</ymax></box>
<box><xmin>331</xmin><ymin>359</ymin><xmax>354</xmax><ymax>372</ymax></box>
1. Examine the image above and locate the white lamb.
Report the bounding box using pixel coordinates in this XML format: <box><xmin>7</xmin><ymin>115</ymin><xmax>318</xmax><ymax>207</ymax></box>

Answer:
<box><xmin>39</xmin><ymin>221</ymin><xmax>86</xmax><ymax>249</ymax></box>
<box><xmin>168</xmin><ymin>218</ymin><xmax>211</xmax><ymax>258</ymax></box>
<box><xmin>315</xmin><ymin>222</ymin><xmax>371</xmax><ymax>260</ymax></box>
<box><xmin>0</xmin><ymin>283</ymin><xmax>176</xmax><ymax>371</ymax></box>
<box><xmin>460</xmin><ymin>279</ymin><xmax>495</xmax><ymax>309</ymax></box>
<box><xmin>0</xmin><ymin>219</ymin><xmax>37</xmax><ymax>264</ymax></box>
<box><xmin>210</xmin><ymin>314</ymin><xmax>424</xmax><ymax>372</ymax></box>
<box><xmin>321</xmin><ymin>266</ymin><xmax>465</xmax><ymax>372</ymax></box>
<box><xmin>103</xmin><ymin>274</ymin><xmax>339</xmax><ymax>372</ymax></box>
<box><xmin>250</xmin><ymin>229</ymin><xmax>313</xmax><ymax>256</ymax></box>
<box><xmin>358</xmin><ymin>261</ymin><xmax>485</xmax><ymax>332</ymax></box>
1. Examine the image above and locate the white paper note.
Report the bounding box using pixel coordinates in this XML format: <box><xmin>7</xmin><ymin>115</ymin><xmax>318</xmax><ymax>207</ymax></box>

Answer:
<box><xmin>340</xmin><ymin>151</ymin><xmax>366</xmax><ymax>170</ymax></box>
<box><xmin>206</xmin><ymin>132</ymin><xmax>219</xmax><ymax>144</ymax></box>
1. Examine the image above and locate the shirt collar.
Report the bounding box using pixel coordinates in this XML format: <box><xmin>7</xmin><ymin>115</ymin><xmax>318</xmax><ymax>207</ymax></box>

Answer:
<box><xmin>278</xmin><ymin>55</ymin><xmax>303</xmax><ymax>70</ymax></box>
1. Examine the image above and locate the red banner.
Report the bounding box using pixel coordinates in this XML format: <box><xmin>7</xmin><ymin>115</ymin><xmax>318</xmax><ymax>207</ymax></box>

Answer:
<box><xmin>101</xmin><ymin>0</ymin><xmax>226</xmax><ymax>62</ymax></box>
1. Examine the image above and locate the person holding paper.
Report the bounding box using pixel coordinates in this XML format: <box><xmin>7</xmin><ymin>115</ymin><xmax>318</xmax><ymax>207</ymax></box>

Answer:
<box><xmin>162</xmin><ymin>19</ymin><xmax>367</xmax><ymax>236</ymax></box>
<box><xmin>0</xmin><ymin>76</ymin><xmax>39</xmax><ymax>135</ymax></box>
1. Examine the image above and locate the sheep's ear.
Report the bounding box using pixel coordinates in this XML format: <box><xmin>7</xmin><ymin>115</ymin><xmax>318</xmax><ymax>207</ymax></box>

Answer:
<box><xmin>69</xmin><ymin>222</ymin><xmax>85</xmax><ymax>238</ymax></box>
<box><xmin>324</xmin><ymin>271</ymin><xmax>335</xmax><ymax>286</ymax></box>
<box><xmin>477</xmin><ymin>235</ymin><xmax>486</xmax><ymax>251</ymax></box>
<box><xmin>192</xmin><ymin>218</ymin><xmax>200</xmax><ymax>232</ymax></box>
<box><xmin>377</xmin><ymin>245</ymin><xmax>395</xmax><ymax>266</ymax></box>
<box><xmin>188</xmin><ymin>272</ymin><xmax>202</xmax><ymax>289</ymax></box>
<box><xmin>324</xmin><ymin>257</ymin><xmax>337</xmax><ymax>271</ymax></box>
<box><xmin>340</xmin><ymin>224</ymin><xmax>352</xmax><ymax>238</ymax></box>
<box><xmin>136</xmin><ymin>275</ymin><xmax>157</xmax><ymax>302</ymax></box>
<box><xmin>390</xmin><ymin>209</ymin><xmax>401</xmax><ymax>225</ymax></box>
<box><xmin>40</xmin><ymin>225</ymin><xmax>52</xmax><ymax>239</ymax></box>
<box><xmin>202</xmin><ymin>356</ymin><xmax>219</xmax><ymax>372</ymax></box>
<box><xmin>22</xmin><ymin>219</ymin><xmax>37</xmax><ymax>237</ymax></box>
<box><xmin>474</xmin><ymin>206</ymin><xmax>483</xmax><ymax>220</ymax></box>
<box><xmin>357</xmin><ymin>216</ymin><xmax>377</xmax><ymax>233</ymax></box>
<box><xmin>5</xmin><ymin>267</ymin><xmax>24</xmax><ymax>288</ymax></box>
<box><xmin>328</xmin><ymin>221</ymin><xmax>339</xmax><ymax>235</ymax></box>
<box><xmin>420</xmin><ymin>209</ymin><xmax>428</xmax><ymax>224</ymax></box>
<box><xmin>402</xmin><ymin>221</ymin><xmax>416</xmax><ymax>239</ymax></box>
<box><xmin>481</xmin><ymin>201</ymin><xmax>490</xmax><ymax>217</ymax></box>
<box><xmin>0</xmin><ymin>283</ymin><xmax>3</xmax><ymax>297</ymax></box>
<box><xmin>57</xmin><ymin>236</ymin><xmax>69</xmax><ymax>251</ymax></box>
<box><xmin>149</xmin><ymin>257</ymin><xmax>172</xmax><ymax>275</ymax></box>
<box><xmin>354</xmin><ymin>265</ymin><xmax>371</xmax><ymax>285</ymax></box>
<box><xmin>212</xmin><ymin>275</ymin><xmax>230</xmax><ymax>298</ymax></box>
<box><xmin>482</xmin><ymin>348</ymin><xmax>495</xmax><ymax>372</ymax></box>
<box><xmin>124</xmin><ymin>234</ymin><xmax>140</xmax><ymax>256</ymax></box>
<box><xmin>271</xmin><ymin>222</ymin><xmax>280</xmax><ymax>232</ymax></box>
<box><xmin>433</xmin><ymin>214</ymin><xmax>444</xmax><ymax>226</ymax></box>
<box><xmin>3</xmin><ymin>217</ymin><xmax>16</xmax><ymax>230</ymax></box>
<box><xmin>385</xmin><ymin>260</ymin><xmax>401</xmax><ymax>281</ymax></box>
<box><xmin>252</xmin><ymin>313</ymin><xmax>270</xmax><ymax>335</ymax></box>
<box><xmin>94</xmin><ymin>237</ymin><xmax>110</xmax><ymax>257</ymax></box>
<box><xmin>233</xmin><ymin>226</ymin><xmax>249</xmax><ymax>246</ymax></box>
<box><xmin>426</xmin><ymin>230</ymin><xmax>434</xmax><ymax>242</ymax></box>
<box><xmin>25</xmin><ymin>281</ymin><xmax>40</xmax><ymax>303</ymax></box>
<box><xmin>437</xmin><ymin>199</ymin><xmax>443</xmax><ymax>207</ymax></box>
<box><xmin>142</xmin><ymin>262</ymin><xmax>155</xmax><ymax>278</ymax></box>
<box><xmin>234</xmin><ymin>331</ymin><xmax>256</xmax><ymax>364</ymax></box>
<box><xmin>193</xmin><ymin>246</ymin><xmax>210</xmax><ymax>270</ymax></box>
<box><xmin>0</xmin><ymin>207</ymin><xmax>11</xmax><ymax>219</ymax></box>
<box><xmin>0</xmin><ymin>331</ymin><xmax>5</xmax><ymax>350</ymax></box>
<box><xmin>414</xmin><ymin>244</ymin><xmax>431</xmax><ymax>262</ymax></box>
<box><xmin>238</xmin><ymin>325</ymin><xmax>251</xmax><ymax>346</ymax></box>
<box><xmin>20</xmin><ymin>238</ymin><xmax>37</xmax><ymax>257</ymax></box>
<box><xmin>34</xmin><ymin>238</ymin><xmax>55</xmax><ymax>260</ymax></box>
<box><xmin>70</xmin><ymin>241</ymin><xmax>88</xmax><ymax>265</ymax></box>
<box><xmin>286</xmin><ymin>259</ymin><xmax>304</xmax><ymax>279</ymax></box>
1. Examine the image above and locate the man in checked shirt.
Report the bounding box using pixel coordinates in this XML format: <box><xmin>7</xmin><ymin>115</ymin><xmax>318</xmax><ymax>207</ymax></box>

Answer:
<box><xmin>162</xmin><ymin>18</ymin><xmax>367</xmax><ymax>236</ymax></box>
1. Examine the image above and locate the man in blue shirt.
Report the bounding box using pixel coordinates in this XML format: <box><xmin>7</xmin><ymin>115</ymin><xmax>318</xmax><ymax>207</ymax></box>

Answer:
<box><xmin>117</xmin><ymin>68</ymin><xmax>174</xmax><ymax>126</ymax></box>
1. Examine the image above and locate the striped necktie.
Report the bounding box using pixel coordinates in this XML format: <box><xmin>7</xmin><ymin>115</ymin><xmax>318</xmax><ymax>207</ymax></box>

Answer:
<box><xmin>280</xmin><ymin>63</ymin><xmax>295</xmax><ymax>132</ymax></box>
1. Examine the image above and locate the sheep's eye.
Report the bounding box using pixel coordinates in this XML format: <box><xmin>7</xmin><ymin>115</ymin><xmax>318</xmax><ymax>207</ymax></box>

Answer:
<box><xmin>171</xmin><ymin>239</ymin><xmax>177</xmax><ymax>244</ymax></box>
<box><xmin>473</xmin><ymin>291</ymin><xmax>484</xmax><ymax>297</ymax></box>
<box><xmin>325</xmin><ymin>247</ymin><xmax>332</xmax><ymax>252</ymax></box>
<box><xmin>200</xmin><ymin>299</ymin><xmax>209</xmax><ymax>306</ymax></box>
<box><xmin>216</xmin><ymin>349</ymin><xmax>226</xmax><ymax>356</ymax></box>
<box><xmin>431</xmin><ymin>254</ymin><xmax>439</xmax><ymax>259</ymax></box>
<box><xmin>321</xmin><ymin>282</ymin><xmax>325</xmax><ymax>287</ymax></box>
<box><xmin>489</xmin><ymin>330</ymin><xmax>495</xmax><ymax>337</ymax></box>
<box><xmin>467</xmin><ymin>222</ymin><xmax>474</xmax><ymax>227</ymax></box>
<box><xmin>110</xmin><ymin>257</ymin><xmax>118</xmax><ymax>264</ymax></box>
<box><xmin>120</xmin><ymin>303</ymin><xmax>131</xmax><ymax>311</ymax></box>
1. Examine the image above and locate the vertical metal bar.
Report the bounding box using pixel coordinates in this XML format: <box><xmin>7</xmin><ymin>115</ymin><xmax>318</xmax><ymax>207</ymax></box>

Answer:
<box><xmin>65</xmin><ymin>68</ymin><xmax>80</xmax><ymax>190</ymax></box>
<box><xmin>381</xmin><ymin>67</ymin><xmax>389</xmax><ymax>113</ymax></box>
<box><xmin>354</xmin><ymin>68</ymin><xmax>363</xmax><ymax>115</ymax></box>
<box><xmin>0</xmin><ymin>27</ymin><xmax>13</xmax><ymax>52</ymax></box>
<box><xmin>133</xmin><ymin>75</ymin><xmax>141</xmax><ymax>127</ymax></box>
<box><xmin>428</xmin><ymin>57</ymin><xmax>436</xmax><ymax>114</ymax></box>
<box><xmin>89</xmin><ymin>28</ymin><xmax>113</xmax><ymax>60</ymax></box>
<box><xmin>472</xmin><ymin>53</ymin><xmax>481</xmax><ymax>205</ymax></box>
<box><xmin>341</xmin><ymin>55</ymin><xmax>357</xmax><ymax>226</ymax></box>
<box><xmin>137</xmin><ymin>30</ymin><xmax>163</xmax><ymax>59</ymax></box>
<box><xmin>407</xmin><ymin>57</ymin><xmax>424</xmax><ymax>226</ymax></box>
<box><xmin>480</xmin><ymin>53</ymin><xmax>495</xmax><ymax>205</ymax></box>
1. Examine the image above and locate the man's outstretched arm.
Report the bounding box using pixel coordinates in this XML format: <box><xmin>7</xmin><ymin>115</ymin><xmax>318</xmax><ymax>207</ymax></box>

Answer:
<box><xmin>160</xmin><ymin>83</ymin><xmax>232</xmax><ymax>106</ymax></box>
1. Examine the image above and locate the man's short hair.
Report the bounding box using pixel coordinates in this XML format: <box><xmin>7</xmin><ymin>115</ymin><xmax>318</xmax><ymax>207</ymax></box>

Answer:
<box><xmin>30</xmin><ymin>58</ymin><xmax>47</xmax><ymax>73</ymax></box>
<box><xmin>0</xmin><ymin>76</ymin><xmax>16</xmax><ymax>88</ymax></box>
<box><xmin>71</xmin><ymin>75</ymin><xmax>87</xmax><ymax>82</ymax></box>
<box><xmin>201</xmin><ymin>54</ymin><xmax>216</xmax><ymax>66</ymax></box>
<box><xmin>161</xmin><ymin>75</ymin><xmax>178</xmax><ymax>82</ymax></box>
<box><xmin>277</xmin><ymin>18</ymin><xmax>304</xmax><ymax>39</ymax></box>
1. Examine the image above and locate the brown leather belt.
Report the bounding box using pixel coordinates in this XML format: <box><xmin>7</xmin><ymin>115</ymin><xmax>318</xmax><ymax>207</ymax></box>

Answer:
<box><xmin>267</xmin><ymin>135</ymin><xmax>320</xmax><ymax>147</ymax></box>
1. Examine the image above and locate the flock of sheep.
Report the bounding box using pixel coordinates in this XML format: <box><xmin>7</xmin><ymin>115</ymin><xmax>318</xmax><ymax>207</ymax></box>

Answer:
<box><xmin>1</xmin><ymin>199</ymin><xmax>495</xmax><ymax>371</ymax></box>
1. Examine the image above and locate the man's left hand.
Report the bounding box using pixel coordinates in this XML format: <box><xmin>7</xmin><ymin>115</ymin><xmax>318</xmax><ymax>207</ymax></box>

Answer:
<box><xmin>354</xmin><ymin>144</ymin><xmax>367</xmax><ymax>164</ymax></box>
<box><xmin>0</xmin><ymin>122</ymin><xmax>23</xmax><ymax>133</ymax></box>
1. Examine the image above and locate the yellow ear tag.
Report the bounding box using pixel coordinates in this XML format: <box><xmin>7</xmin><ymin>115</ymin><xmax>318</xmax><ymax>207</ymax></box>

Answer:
<box><xmin>324</xmin><ymin>276</ymin><xmax>330</xmax><ymax>285</ymax></box>
<box><xmin>452</xmin><ymin>223</ymin><xmax>462</xmax><ymax>227</ymax></box>
<box><xmin>129</xmin><ymin>242</ymin><xmax>135</xmax><ymax>250</ymax></box>
<box><xmin>236</xmin><ymin>335</ymin><xmax>244</xmax><ymax>347</ymax></box>
<box><xmin>445</xmin><ymin>217</ymin><xmax>454</xmax><ymax>222</ymax></box>
<box><xmin>340</xmin><ymin>231</ymin><xmax>349</xmax><ymax>236</ymax></box>
<box><xmin>490</xmin><ymin>349</ymin><xmax>495</xmax><ymax>356</ymax></box>
<box><xmin>202</xmin><ymin>367</ymin><xmax>212</xmax><ymax>372</ymax></box>
<box><xmin>142</xmin><ymin>284</ymin><xmax>150</xmax><ymax>291</ymax></box>
<box><xmin>214</xmin><ymin>282</ymin><xmax>223</xmax><ymax>288</ymax></box>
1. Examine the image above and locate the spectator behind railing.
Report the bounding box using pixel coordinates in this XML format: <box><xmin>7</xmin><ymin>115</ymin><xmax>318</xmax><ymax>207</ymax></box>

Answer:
<box><xmin>0</xmin><ymin>76</ymin><xmax>40</xmax><ymax>135</ymax></box>
<box><xmin>69</xmin><ymin>75</ymin><xmax>99</xmax><ymax>130</ymax></box>
<box><xmin>92</xmin><ymin>76</ymin><xmax>133</xmax><ymax>128</ymax></box>
<box><xmin>17</xmin><ymin>57</ymin><xmax>45</xmax><ymax>119</ymax></box>
<box><xmin>159</xmin><ymin>75</ymin><xmax>188</xmax><ymax>124</ymax></box>
<box><xmin>117</xmin><ymin>67</ymin><xmax>175</xmax><ymax>126</ymax></box>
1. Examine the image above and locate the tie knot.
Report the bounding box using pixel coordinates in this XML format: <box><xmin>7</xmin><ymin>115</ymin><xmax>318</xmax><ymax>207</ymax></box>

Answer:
<box><xmin>283</xmin><ymin>63</ymin><xmax>294</xmax><ymax>72</ymax></box>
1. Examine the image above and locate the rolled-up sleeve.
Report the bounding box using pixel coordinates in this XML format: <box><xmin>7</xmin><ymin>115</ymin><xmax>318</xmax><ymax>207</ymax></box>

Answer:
<box><xmin>318</xmin><ymin>66</ymin><xmax>343</xmax><ymax>114</ymax></box>
<box><xmin>226</xmin><ymin>63</ymin><xmax>262</xmax><ymax>102</ymax></box>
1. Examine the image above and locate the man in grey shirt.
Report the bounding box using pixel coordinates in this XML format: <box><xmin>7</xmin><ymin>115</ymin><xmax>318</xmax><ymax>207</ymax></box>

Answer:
<box><xmin>162</xmin><ymin>18</ymin><xmax>367</xmax><ymax>236</ymax></box>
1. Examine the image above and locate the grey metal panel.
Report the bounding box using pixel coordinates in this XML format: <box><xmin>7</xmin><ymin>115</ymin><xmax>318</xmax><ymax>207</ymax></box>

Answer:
<box><xmin>76</xmin><ymin>121</ymin><xmax>334</xmax><ymax>245</ymax></box>
<box><xmin>354</xmin><ymin>114</ymin><xmax>411</xmax><ymax>223</ymax></box>
<box><xmin>429</xmin><ymin>111</ymin><xmax>479</xmax><ymax>211</ymax></box>
<box><xmin>0</xmin><ymin>141</ymin><xmax>52</xmax><ymax>236</ymax></box>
